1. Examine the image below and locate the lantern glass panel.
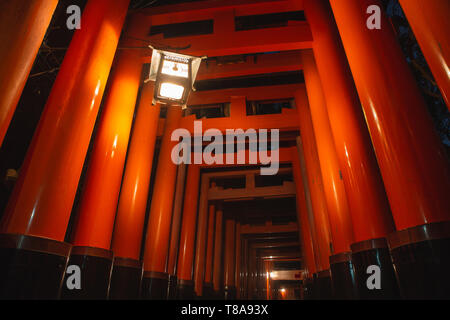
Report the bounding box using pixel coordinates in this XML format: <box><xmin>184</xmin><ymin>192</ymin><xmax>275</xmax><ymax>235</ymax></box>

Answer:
<box><xmin>159</xmin><ymin>82</ymin><xmax>185</xmax><ymax>100</ymax></box>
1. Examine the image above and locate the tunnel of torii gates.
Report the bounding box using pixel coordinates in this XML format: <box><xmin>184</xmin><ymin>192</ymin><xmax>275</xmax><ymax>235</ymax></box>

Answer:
<box><xmin>0</xmin><ymin>0</ymin><xmax>449</xmax><ymax>301</ymax></box>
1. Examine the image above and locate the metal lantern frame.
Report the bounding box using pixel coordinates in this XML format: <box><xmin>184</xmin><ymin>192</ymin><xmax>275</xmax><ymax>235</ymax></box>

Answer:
<box><xmin>147</xmin><ymin>47</ymin><xmax>205</xmax><ymax>109</ymax></box>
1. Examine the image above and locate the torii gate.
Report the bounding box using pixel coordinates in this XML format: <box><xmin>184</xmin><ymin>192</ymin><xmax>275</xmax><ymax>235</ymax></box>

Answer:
<box><xmin>0</xmin><ymin>0</ymin><xmax>449</xmax><ymax>301</ymax></box>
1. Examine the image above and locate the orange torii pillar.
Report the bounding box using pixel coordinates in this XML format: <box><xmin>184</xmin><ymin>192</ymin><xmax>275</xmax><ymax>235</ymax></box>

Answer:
<box><xmin>295</xmin><ymin>136</ymin><xmax>321</xmax><ymax>273</ymax></box>
<box><xmin>167</xmin><ymin>163</ymin><xmax>187</xmax><ymax>299</ymax></box>
<box><xmin>264</xmin><ymin>260</ymin><xmax>271</xmax><ymax>300</ymax></box>
<box><xmin>399</xmin><ymin>0</ymin><xmax>450</xmax><ymax>109</ymax></box>
<box><xmin>203</xmin><ymin>205</ymin><xmax>216</xmax><ymax>297</ymax></box>
<box><xmin>212</xmin><ymin>208</ymin><xmax>224</xmax><ymax>298</ymax></box>
<box><xmin>291</xmin><ymin>147</ymin><xmax>317</xmax><ymax>300</ymax></box>
<box><xmin>301</xmin><ymin>49</ymin><xmax>357</xmax><ymax>299</ymax></box>
<box><xmin>0</xmin><ymin>0</ymin><xmax>130</xmax><ymax>300</ymax></box>
<box><xmin>62</xmin><ymin>14</ymin><xmax>146</xmax><ymax>300</ymax></box>
<box><xmin>330</xmin><ymin>0</ymin><xmax>450</xmax><ymax>299</ymax></box>
<box><xmin>0</xmin><ymin>0</ymin><xmax>58</xmax><ymax>146</ymax></box>
<box><xmin>295</xmin><ymin>88</ymin><xmax>333</xmax><ymax>300</ymax></box>
<box><xmin>304</xmin><ymin>0</ymin><xmax>398</xmax><ymax>299</ymax></box>
<box><xmin>176</xmin><ymin>165</ymin><xmax>201</xmax><ymax>299</ymax></box>
<box><xmin>109</xmin><ymin>84</ymin><xmax>161</xmax><ymax>300</ymax></box>
<box><xmin>223</xmin><ymin>218</ymin><xmax>236</xmax><ymax>300</ymax></box>
<box><xmin>142</xmin><ymin>106</ymin><xmax>183</xmax><ymax>300</ymax></box>
<box><xmin>193</xmin><ymin>176</ymin><xmax>210</xmax><ymax>298</ymax></box>
<box><xmin>235</xmin><ymin>222</ymin><xmax>241</xmax><ymax>299</ymax></box>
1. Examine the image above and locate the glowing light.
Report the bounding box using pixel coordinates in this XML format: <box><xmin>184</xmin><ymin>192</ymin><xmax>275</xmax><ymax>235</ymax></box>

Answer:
<box><xmin>280</xmin><ymin>288</ymin><xmax>286</xmax><ymax>293</ymax></box>
<box><xmin>159</xmin><ymin>82</ymin><xmax>185</xmax><ymax>100</ymax></box>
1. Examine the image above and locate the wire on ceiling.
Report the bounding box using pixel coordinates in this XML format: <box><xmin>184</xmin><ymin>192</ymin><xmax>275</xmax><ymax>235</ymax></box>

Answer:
<box><xmin>131</xmin><ymin>0</ymin><xmax>159</xmax><ymax>9</ymax></box>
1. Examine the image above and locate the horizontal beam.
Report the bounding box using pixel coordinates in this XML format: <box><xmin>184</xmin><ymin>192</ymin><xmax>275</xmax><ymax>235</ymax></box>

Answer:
<box><xmin>240</xmin><ymin>223</ymin><xmax>298</xmax><ymax>234</ymax></box>
<box><xmin>261</xmin><ymin>258</ymin><xmax>301</xmax><ymax>262</ymax></box>
<box><xmin>259</xmin><ymin>252</ymin><xmax>301</xmax><ymax>259</ymax></box>
<box><xmin>137</xmin><ymin>0</ymin><xmax>304</xmax><ymax>25</ymax></box>
<box><xmin>250</xmin><ymin>241</ymin><xmax>300</xmax><ymax>249</ymax></box>
<box><xmin>175</xmin><ymin>111</ymin><xmax>299</xmax><ymax>136</ymax></box>
<box><xmin>204</xmin><ymin>167</ymin><xmax>292</xmax><ymax>179</ymax></box>
<box><xmin>208</xmin><ymin>182</ymin><xmax>296</xmax><ymax>200</ymax></box>
<box><xmin>243</xmin><ymin>233</ymin><xmax>298</xmax><ymax>242</ymax></box>
<box><xmin>132</xmin><ymin>1</ymin><xmax>310</xmax><ymax>60</ymax></box>
<box><xmin>141</xmin><ymin>22</ymin><xmax>311</xmax><ymax>58</ymax></box>
<box><xmin>199</xmin><ymin>148</ymin><xmax>294</xmax><ymax>168</ymax></box>
<box><xmin>188</xmin><ymin>84</ymin><xmax>301</xmax><ymax>105</ymax></box>
<box><xmin>197</xmin><ymin>51</ymin><xmax>302</xmax><ymax>81</ymax></box>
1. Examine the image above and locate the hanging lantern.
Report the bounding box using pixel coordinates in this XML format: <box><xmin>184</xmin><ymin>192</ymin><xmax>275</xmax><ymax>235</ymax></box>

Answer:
<box><xmin>147</xmin><ymin>48</ymin><xmax>204</xmax><ymax>109</ymax></box>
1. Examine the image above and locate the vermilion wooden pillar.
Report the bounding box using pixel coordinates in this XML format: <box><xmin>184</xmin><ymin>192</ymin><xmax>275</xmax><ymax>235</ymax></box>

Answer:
<box><xmin>203</xmin><ymin>204</ymin><xmax>216</xmax><ymax>297</ymax></box>
<box><xmin>330</xmin><ymin>0</ymin><xmax>450</xmax><ymax>299</ymax></box>
<box><xmin>304</xmin><ymin>0</ymin><xmax>398</xmax><ymax>299</ymax></box>
<box><xmin>193</xmin><ymin>176</ymin><xmax>210</xmax><ymax>297</ymax></box>
<box><xmin>109</xmin><ymin>84</ymin><xmax>161</xmax><ymax>300</ymax></box>
<box><xmin>176</xmin><ymin>165</ymin><xmax>201</xmax><ymax>299</ymax></box>
<box><xmin>295</xmin><ymin>137</ymin><xmax>321</xmax><ymax>271</ymax></box>
<box><xmin>241</xmin><ymin>239</ymin><xmax>249</xmax><ymax>299</ymax></box>
<box><xmin>212</xmin><ymin>209</ymin><xmax>224</xmax><ymax>297</ymax></box>
<box><xmin>296</xmin><ymin>88</ymin><xmax>334</xmax><ymax>299</ymax></box>
<box><xmin>301</xmin><ymin>49</ymin><xmax>357</xmax><ymax>299</ymax></box>
<box><xmin>0</xmin><ymin>0</ymin><xmax>130</xmax><ymax>299</ymax></box>
<box><xmin>235</xmin><ymin>222</ymin><xmax>241</xmax><ymax>299</ymax></box>
<box><xmin>399</xmin><ymin>0</ymin><xmax>450</xmax><ymax>108</ymax></box>
<box><xmin>0</xmin><ymin>0</ymin><xmax>58</xmax><ymax>146</ymax></box>
<box><xmin>295</xmin><ymin>88</ymin><xmax>332</xmax><ymax>272</ymax></box>
<box><xmin>223</xmin><ymin>218</ymin><xmax>236</xmax><ymax>300</ymax></box>
<box><xmin>291</xmin><ymin>147</ymin><xmax>317</xmax><ymax>300</ymax></box>
<box><xmin>295</xmin><ymin>138</ymin><xmax>333</xmax><ymax>300</ymax></box>
<box><xmin>265</xmin><ymin>260</ymin><xmax>271</xmax><ymax>300</ymax></box>
<box><xmin>142</xmin><ymin>106</ymin><xmax>182</xmax><ymax>300</ymax></box>
<box><xmin>301</xmin><ymin>50</ymin><xmax>354</xmax><ymax>255</ymax></box>
<box><xmin>166</xmin><ymin>163</ymin><xmax>187</xmax><ymax>299</ymax></box>
<box><xmin>63</xmin><ymin>14</ymin><xmax>146</xmax><ymax>300</ymax></box>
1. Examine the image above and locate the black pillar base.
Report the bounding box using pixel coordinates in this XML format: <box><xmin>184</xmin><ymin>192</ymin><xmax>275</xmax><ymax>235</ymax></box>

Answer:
<box><xmin>167</xmin><ymin>274</ymin><xmax>177</xmax><ymax>300</ymax></box>
<box><xmin>141</xmin><ymin>271</ymin><xmax>169</xmax><ymax>300</ymax></box>
<box><xmin>302</xmin><ymin>278</ymin><xmax>314</xmax><ymax>300</ymax></box>
<box><xmin>351</xmin><ymin>238</ymin><xmax>400</xmax><ymax>300</ymax></box>
<box><xmin>389</xmin><ymin>221</ymin><xmax>450</xmax><ymax>300</ymax></box>
<box><xmin>195</xmin><ymin>285</ymin><xmax>207</xmax><ymax>300</ymax></box>
<box><xmin>330</xmin><ymin>252</ymin><xmax>358</xmax><ymax>300</ymax></box>
<box><xmin>202</xmin><ymin>282</ymin><xmax>215</xmax><ymax>300</ymax></box>
<box><xmin>313</xmin><ymin>270</ymin><xmax>333</xmax><ymax>300</ymax></box>
<box><xmin>224</xmin><ymin>285</ymin><xmax>237</xmax><ymax>300</ymax></box>
<box><xmin>176</xmin><ymin>279</ymin><xmax>195</xmax><ymax>299</ymax></box>
<box><xmin>214</xmin><ymin>290</ymin><xmax>225</xmax><ymax>300</ymax></box>
<box><xmin>61</xmin><ymin>246</ymin><xmax>113</xmax><ymax>300</ymax></box>
<box><xmin>109</xmin><ymin>257</ymin><xmax>142</xmax><ymax>300</ymax></box>
<box><xmin>0</xmin><ymin>233</ymin><xmax>71</xmax><ymax>299</ymax></box>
